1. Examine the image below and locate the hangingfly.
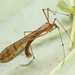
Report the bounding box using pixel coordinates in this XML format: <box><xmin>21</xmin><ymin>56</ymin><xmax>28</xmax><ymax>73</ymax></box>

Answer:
<box><xmin>0</xmin><ymin>8</ymin><xmax>70</xmax><ymax>65</ymax></box>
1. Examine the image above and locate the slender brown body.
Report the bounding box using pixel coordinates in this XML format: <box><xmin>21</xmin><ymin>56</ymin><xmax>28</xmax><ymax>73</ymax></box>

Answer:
<box><xmin>0</xmin><ymin>22</ymin><xmax>58</xmax><ymax>63</ymax></box>
<box><xmin>0</xmin><ymin>8</ymin><xmax>60</xmax><ymax>63</ymax></box>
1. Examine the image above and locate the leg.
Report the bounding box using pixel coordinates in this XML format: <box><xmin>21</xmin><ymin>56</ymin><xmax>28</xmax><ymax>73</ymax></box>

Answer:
<box><xmin>54</xmin><ymin>18</ymin><xmax>73</xmax><ymax>46</ymax></box>
<box><xmin>21</xmin><ymin>31</ymin><xmax>34</xmax><ymax>65</ymax></box>
<box><xmin>21</xmin><ymin>44</ymin><xmax>36</xmax><ymax>66</ymax></box>
<box><xmin>42</xmin><ymin>8</ymin><xmax>51</xmax><ymax>23</ymax></box>
<box><xmin>37</xmin><ymin>32</ymin><xmax>48</xmax><ymax>37</ymax></box>
<box><xmin>23</xmin><ymin>31</ymin><xmax>33</xmax><ymax>57</ymax></box>
<box><xmin>20</xmin><ymin>44</ymin><xmax>35</xmax><ymax>66</ymax></box>
<box><xmin>53</xmin><ymin>18</ymin><xmax>74</xmax><ymax>64</ymax></box>
<box><xmin>24</xmin><ymin>31</ymin><xmax>33</xmax><ymax>36</ymax></box>
<box><xmin>24</xmin><ymin>31</ymin><xmax>48</xmax><ymax>57</ymax></box>
<box><xmin>24</xmin><ymin>30</ymin><xmax>48</xmax><ymax>38</ymax></box>
<box><xmin>50</xmin><ymin>18</ymin><xmax>66</xmax><ymax>64</ymax></box>
<box><xmin>57</xmin><ymin>27</ymin><xmax>65</xmax><ymax>65</ymax></box>
<box><xmin>42</xmin><ymin>8</ymin><xmax>68</xmax><ymax>22</ymax></box>
<box><xmin>25</xmin><ymin>45</ymin><xmax>33</xmax><ymax>58</ymax></box>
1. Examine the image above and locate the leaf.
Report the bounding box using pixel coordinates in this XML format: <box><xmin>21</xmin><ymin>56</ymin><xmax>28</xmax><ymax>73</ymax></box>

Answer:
<box><xmin>58</xmin><ymin>0</ymin><xmax>73</xmax><ymax>13</ymax></box>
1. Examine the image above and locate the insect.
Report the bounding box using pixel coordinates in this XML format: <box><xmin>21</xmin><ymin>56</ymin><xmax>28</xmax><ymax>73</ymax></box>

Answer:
<box><xmin>0</xmin><ymin>8</ymin><xmax>70</xmax><ymax>65</ymax></box>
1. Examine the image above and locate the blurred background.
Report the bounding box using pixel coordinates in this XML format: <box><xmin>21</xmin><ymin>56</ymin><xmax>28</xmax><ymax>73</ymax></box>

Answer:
<box><xmin>0</xmin><ymin>0</ymin><xmax>75</xmax><ymax>75</ymax></box>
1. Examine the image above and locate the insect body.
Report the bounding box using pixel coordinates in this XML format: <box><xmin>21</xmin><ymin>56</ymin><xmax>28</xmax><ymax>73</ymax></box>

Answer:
<box><xmin>0</xmin><ymin>8</ymin><xmax>62</xmax><ymax>63</ymax></box>
<box><xmin>0</xmin><ymin>22</ymin><xmax>58</xmax><ymax>63</ymax></box>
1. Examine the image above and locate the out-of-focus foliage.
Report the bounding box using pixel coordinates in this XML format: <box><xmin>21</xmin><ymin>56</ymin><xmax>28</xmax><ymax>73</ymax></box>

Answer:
<box><xmin>58</xmin><ymin>0</ymin><xmax>75</xmax><ymax>13</ymax></box>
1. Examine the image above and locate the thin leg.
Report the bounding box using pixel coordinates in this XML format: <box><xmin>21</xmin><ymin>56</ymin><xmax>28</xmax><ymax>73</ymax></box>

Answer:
<box><xmin>25</xmin><ymin>45</ymin><xmax>32</xmax><ymax>58</ymax></box>
<box><xmin>24</xmin><ymin>31</ymin><xmax>48</xmax><ymax>38</ymax></box>
<box><xmin>22</xmin><ymin>58</ymin><xmax>34</xmax><ymax>66</ymax></box>
<box><xmin>22</xmin><ymin>31</ymin><xmax>34</xmax><ymax>65</ymax></box>
<box><xmin>44</xmin><ymin>8</ymin><xmax>69</xmax><ymax>16</ymax></box>
<box><xmin>53</xmin><ymin>18</ymin><xmax>74</xmax><ymax>64</ymax></box>
<box><xmin>42</xmin><ymin>8</ymin><xmax>49</xmax><ymax>22</ymax></box>
<box><xmin>24</xmin><ymin>31</ymin><xmax>33</xmax><ymax>36</ymax></box>
<box><xmin>52</xmin><ymin>18</ymin><xmax>65</xmax><ymax>64</ymax></box>
<box><xmin>48</xmin><ymin>8</ymin><xmax>69</xmax><ymax>16</ymax></box>
<box><xmin>21</xmin><ymin>44</ymin><xmax>36</xmax><ymax>66</ymax></box>
<box><xmin>23</xmin><ymin>31</ymin><xmax>33</xmax><ymax>57</ymax></box>
<box><xmin>20</xmin><ymin>57</ymin><xmax>34</xmax><ymax>66</ymax></box>
<box><xmin>58</xmin><ymin>28</ymin><xmax>65</xmax><ymax>65</ymax></box>
<box><xmin>54</xmin><ymin>18</ymin><xmax>73</xmax><ymax>46</ymax></box>
<box><xmin>30</xmin><ymin>45</ymin><xmax>35</xmax><ymax>59</ymax></box>
<box><xmin>31</xmin><ymin>32</ymin><xmax>48</xmax><ymax>38</ymax></box>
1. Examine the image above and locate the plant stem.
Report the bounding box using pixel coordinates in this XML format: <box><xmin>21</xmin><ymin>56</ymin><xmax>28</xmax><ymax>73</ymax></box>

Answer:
<box><xmin>70</xmin><ymin>0</ymin><xmax>73</xmax><ymax>6</ymax></box>
<box><xmin>69</xmin><ymin>11</ymin><xmax>75</xmax><ymax>49</ymax></box>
